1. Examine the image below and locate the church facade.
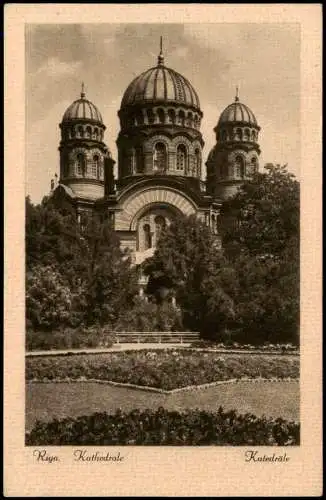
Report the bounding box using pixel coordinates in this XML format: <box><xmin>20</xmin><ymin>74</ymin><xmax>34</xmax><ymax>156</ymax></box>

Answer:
<box><xmin>51</xmin><ymin>43</ymin><xmax>261</xmax><ymax>267</ymax></box>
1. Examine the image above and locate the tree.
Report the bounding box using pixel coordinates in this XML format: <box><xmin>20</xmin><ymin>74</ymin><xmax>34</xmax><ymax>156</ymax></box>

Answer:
<box><xmin>231</xmin><ymin>249</ymin><xmax>299</xmax><ymax>344</ymax></box>
<box><xmin>25</xmin><ymin>195</ymin><xmax>79</xmax><ymax>272</ymax></box>
<box><xmin>25</xmin><ymin>197</ymin><xmax>139</xmax><ymax>329</ymax></box>
<box><xmin>221</xmin><ymin>164</ymin><xmax>300</xmax><ymax>259</ymax></box>
<box><xmin>26</xmin><ymin>264</ymin><xmax>75</xmax><ymax>330</ymax></box>
<box><xmin>220</xmin><ymin>164</ymin><xmax>300</xmax><ymax>344</ymax></box>
<box><xmin>76</xmin><ymin>216</ymin><xmax>139</xmax><ymax>326</ymax></box>
<box><xmin>144</xmin><ymin>165</ymin><xmax>300</xmax><ymax>344</ymax></box>
<box><xmin>143</xmin><ymin>215</ymin><xmax>237</xmax><ymax>337</ymax></box>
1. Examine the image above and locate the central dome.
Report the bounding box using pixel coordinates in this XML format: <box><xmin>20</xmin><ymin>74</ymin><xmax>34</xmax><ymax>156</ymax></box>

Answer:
<box><xmin>121</xmin><ymin>51</ymin><xmax>200</xmax><ymax>110</ymax></box>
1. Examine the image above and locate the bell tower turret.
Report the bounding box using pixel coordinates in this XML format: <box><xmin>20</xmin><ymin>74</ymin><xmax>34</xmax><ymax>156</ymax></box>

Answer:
<box><xmin>59</xmin><ymin>84</ymin><xmax>113</xmax><ymax>201</ymax></box>
<box><xmin>206</xmin><ymin>90</ymin><xmax>261</xmax><ymax>201</ymax></box>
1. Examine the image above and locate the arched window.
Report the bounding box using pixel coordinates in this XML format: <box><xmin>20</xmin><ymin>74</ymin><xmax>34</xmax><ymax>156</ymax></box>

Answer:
<box><xmin>221</xmin><ymin>130</ymin><xmax>227</xmax><ymax>141</ymax></box>
<box><xmin>248</xmin><ymin>156</ymin><xmax>257</xmax><ymax>175</ymax></box>
<box><xmin>92</xmin><ymin>155</ymin><xmax>99</xmax><ymax>178</ymax></box>
<box><xmin>154</xmin><ymin>215</ymin><xmax>166</xmax><ymax>242</ymax></box>
<box><xmin>143</xmin><ymin>224</ymin><xmax>152</xmax><ymax>250</ymax></box>
<box><xmin>86</xmin><ymin>126</ymin><xmax>92</xmax><ymax>139</ymax></box>
<box><xmin>147</xmin><ymin>109</ymin><xmax>155</xmax><ymax>125</ymax></box>
<box><xmin>80</xmin><ymin>212</ymin><xmax>88</xmax><ymax>232</ymax></box>
<box><xmin>178</xmin><ymin>110</ymin><xmax>185</xmax><ymax>126</ymax></box>
<box><xmin>187</xmin><ymin>112</ymin><xmax>193</xmax><ymax>127</ymax></box>
<box><xmin>153</xmin><ymin>143</ymin><xmax>167</xmax><ymax>172</ymax></box>
<box><xmin>98</xmin><ymin>161</ymin><xmax>103</xmax><ymax>180</ymax></box>
<box><xmin>93</xmin><ymin>128</ymin><xmax>98</xmax><ymax>141</ymax></box>
<box><xmin>195</xmin><ymin>149</ymin><xmax>201</xmax><ymax>177</ymax></box>
<box><xmin>244</xmin><ymin>128</ymin><xmax>250</xmax><ymax>141</ymax></box>
<box><xmin>157</xmin><ymin>109</ymin><xmax>165</xmax><ymax>124</ymax></box>
<box><xmin>136</xmin><ymin>112</ymin><xmax>144</xmax><ymax>126</ymax></box>
<box><xmin>235</xmin><ymin>128</ymin><xmax>242</xmax><ymax>141</ymax></box>
<box><xmin>129</xmin><ymin>150</ymin><xmax>135</xmax><ymax>174</ymax></box>
<box><xmin>251</xmin><ymin>130</ymin><xmax>256</xmax><ymax>141</ymax></box>
<box><xmin>235</xmin><ymin>156</ymin><xmax>245</xmax><ymax>178</ymax></box>
<box><xmin>168</xmin><ymin>109</ymin><xmax>175</xmax><ymax>124</ymax></box>
<box><xmin>76</xmin><ymin>153</ymin><xmax>86</xmax><ymax>176</ymax></box>
<box><xmin>176</xmin><ymin>144</ymin><xmax>187</xmax><ymax>171</ymax></box>
<box><xmin>211</xmin><ymin>214</ymin><xmax>216</xmax><ymax>233</ymax></box>
<box><xmin>78</xmin><ymin>126</ymin><xmax>84</xmax><ymax>138</ymax></box>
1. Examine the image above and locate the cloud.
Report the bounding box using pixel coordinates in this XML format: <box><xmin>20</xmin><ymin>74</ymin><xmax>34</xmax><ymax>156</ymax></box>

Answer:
<box><xmin>34</xmin><ymin>57</ymin><xmax>82</xmax><ymax>79</ymax></box>
<box><xmin>26</xmin><ymin>23</ymin><xmax>300</xmax><ymax>204</ymax></box>
<box><xmin>170</xmin><ymin>45</ymin><xmax>189</xmax><ymax>59</ymax></box>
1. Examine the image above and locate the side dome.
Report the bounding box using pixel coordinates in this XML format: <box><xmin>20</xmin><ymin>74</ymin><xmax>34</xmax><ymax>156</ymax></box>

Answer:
<box><xmin>62</xmin><ymin>86</ymin><xmax>103</xmax><ymax>124</ymax></box>
<box><xmin>218</xmin><ymin>95</ymin><xmax>258</xmax><ymax>127</ymax></box>
<box><xmin>120</xmin><ymin>53</ymin><xmax>200</xmax><ymax>111</ymax></box>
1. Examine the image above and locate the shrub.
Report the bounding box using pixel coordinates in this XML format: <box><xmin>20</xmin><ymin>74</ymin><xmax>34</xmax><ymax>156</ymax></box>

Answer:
<box><xmin>26</xmin><ymin>265</ymin><xmax>75</xmax><ymax>330</ymax></box>
<box><xmin>113</xmin><ymin>298</ymin><xmax>184</xmax><ymax>332</ymax></box>
<box><xmin>25</xmin><ymin>407</ymin><xmax>300</xmax><ymax>446</ymax></box>
<box><xmin>26</xmin><ymin>326</ymin><xmax>115</xmax><ymax>351</ymax></box>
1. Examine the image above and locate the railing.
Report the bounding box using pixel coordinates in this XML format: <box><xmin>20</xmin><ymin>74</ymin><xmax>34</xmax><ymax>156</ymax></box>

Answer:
<box><xmin>115</xmin><ymin>332</ymin><xmax>200</xmax><ymax>344</ymax></box>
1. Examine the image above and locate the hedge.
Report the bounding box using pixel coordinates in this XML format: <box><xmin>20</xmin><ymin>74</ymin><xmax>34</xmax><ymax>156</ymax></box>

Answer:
<box><xmin>26</xmin><ymin>407</ymin><xmax>299</xmax><ymax>446</ymax></box>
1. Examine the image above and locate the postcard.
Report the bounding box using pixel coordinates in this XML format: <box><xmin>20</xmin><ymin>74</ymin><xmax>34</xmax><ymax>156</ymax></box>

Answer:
<box><xmin>4</xmin><ymin>4</ymin><xmax>322</xmax><ymax>497</ymax></box>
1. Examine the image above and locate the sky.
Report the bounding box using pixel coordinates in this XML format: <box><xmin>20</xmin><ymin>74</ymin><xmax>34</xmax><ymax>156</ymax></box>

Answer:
<box><xmin>26</xmin><ymin>23</ymin><xmax>300</xmax><ymax>203</ymax></box>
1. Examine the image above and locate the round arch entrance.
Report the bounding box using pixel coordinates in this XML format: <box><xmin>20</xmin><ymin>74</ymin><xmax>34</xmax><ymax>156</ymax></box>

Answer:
<box><xmin>134</xmin><ymin>203</ymin><xmax>181</xmax><ymax>252</ymax></box>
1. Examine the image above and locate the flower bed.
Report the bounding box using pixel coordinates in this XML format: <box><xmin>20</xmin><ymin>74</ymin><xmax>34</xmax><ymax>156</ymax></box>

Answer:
<box><xmin>26</xmin><ymin>350</ymin><xmax>299</xmax><ymax>391</ymax></box>
<box><xmin>192</xmin><ymin>340</ymin><xmax>299</xmax><ymax>352</ymax></box>
<box><xmin>25</xmin><ymin>407</ymin><xmax>300</xmax><ymax>446</ymax></box>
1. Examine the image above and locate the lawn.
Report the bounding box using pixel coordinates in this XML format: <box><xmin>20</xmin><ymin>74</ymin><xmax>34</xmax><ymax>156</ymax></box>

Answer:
<box><xmin>26</xmin><ymin>379</ymin><xmax>299</xmax><ymax>433</ymax></box>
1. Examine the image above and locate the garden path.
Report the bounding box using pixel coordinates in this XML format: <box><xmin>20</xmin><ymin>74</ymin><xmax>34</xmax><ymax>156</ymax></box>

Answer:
<box><xmin>26</xmin><ymin>345</ymin><xmax>299</xmax><ymax>357</ymax></box>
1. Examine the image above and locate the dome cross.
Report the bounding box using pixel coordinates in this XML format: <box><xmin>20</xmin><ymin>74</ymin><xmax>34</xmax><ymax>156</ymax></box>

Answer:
<box><xmin>81</xmin><ymin>82</ymin><xmax>86</xmax><ymax>99</ymax></box>
<box><xmin>158</xmin><ymin>36</ymin><xmax>164</xmax><ymax>66</ymax></box>
<box><xmin>235</xmin><ymin>85</ymin><xmax>239</xmax><ymax>102</ymax></box>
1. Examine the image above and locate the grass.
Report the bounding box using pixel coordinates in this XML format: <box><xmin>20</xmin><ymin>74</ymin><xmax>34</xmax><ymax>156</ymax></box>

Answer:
<box><xmin>26</xmin><ymin>380</ymin><xmax>299</xmax><ymax>433</ymax></box>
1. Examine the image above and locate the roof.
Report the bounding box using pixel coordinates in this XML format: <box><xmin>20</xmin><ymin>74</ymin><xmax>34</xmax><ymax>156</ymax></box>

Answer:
<box><xmin>62</xmin><ymin>86</ymin><xmax>103</xmax><ymax>124</ymax></box>
<box><xmin>120</xmin><ymin>51</ymin><xmax>200</xmax><ymax>110</ymax></box>
<box><xmin>218</xmin><ymin>96</ymin><xmax>258</xmax><ymax>127</ymax></box>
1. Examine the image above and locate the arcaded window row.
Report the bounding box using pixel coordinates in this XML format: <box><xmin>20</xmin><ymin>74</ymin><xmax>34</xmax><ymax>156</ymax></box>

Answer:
<box><xmin>63</xmin><ymin>153</ymin><xmax>104</xmax><ymax>179</ymax></box>
<box><xmin>122</xmin><ymin>107</ymin><xmax>202</xmax><ymax>130</ymax></box>
<box><xmin>217</xmin><ymin>156</ymin><xmax>258</xmax><ymax>179</ymax></box>
<box><xmin>124</xmin><ymin>142</ymin><xmax>202</xmax><ymax>176</ymax></box>
<box><xmin>61</xmin><ymin>125</ymin><xmax>104</xmax><ymax>142</ymax></box>
<box><xmin>217</xmin><ymin>128</ymin><xmax>258</xmax><ymax>142</ymax></box>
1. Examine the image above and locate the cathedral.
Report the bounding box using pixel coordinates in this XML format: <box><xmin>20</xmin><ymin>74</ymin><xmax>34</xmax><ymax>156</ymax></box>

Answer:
<box><xmin>51</xmin><ymin>41</ymin><xmax>261</xmax><ymax>272</ymax></box>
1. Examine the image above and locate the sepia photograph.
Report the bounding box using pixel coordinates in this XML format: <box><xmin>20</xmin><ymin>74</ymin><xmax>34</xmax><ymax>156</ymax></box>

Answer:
<box><xmin>25</xmin><ymin>22</ymin><xmax>300</xmax><ymax>447</ymax></box>
<box><xmin>4</xmin><ymin>4</ymin><xmax>322</xmax><ymax>497</ymax></box>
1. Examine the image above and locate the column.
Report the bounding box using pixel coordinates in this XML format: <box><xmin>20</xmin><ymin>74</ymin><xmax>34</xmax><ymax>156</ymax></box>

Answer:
<box><xmin>144</xmin><ymin>151</ymin><xmax>153</xmax><ymax>174</ymax></box>
<box><xmin>169</xmin><ymin>151</ymin><xmax>176</xmax><ymax>173</ymax></box>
